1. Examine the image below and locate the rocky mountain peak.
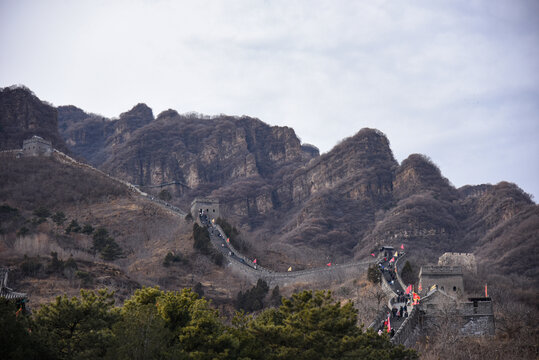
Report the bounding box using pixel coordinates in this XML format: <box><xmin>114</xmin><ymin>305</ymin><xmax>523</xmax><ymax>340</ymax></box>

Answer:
<box><xmin>156</xmin><ymin>109</ymin><xmax>179</xmax><ymax>120</ymax></box>
<box><xmin>0</xmin><ymin>85</ymin><xmax>68</xmax><ymax>152</ymax></box>
<box><xmin>393</xmin><ymin>153</ymin><xmax>456</xmax><ymax>200</ymax></box>
<box><xmin>119</xmin><ymin>103</ymin><xmax>154</xmax><ymax>124</ymax></box>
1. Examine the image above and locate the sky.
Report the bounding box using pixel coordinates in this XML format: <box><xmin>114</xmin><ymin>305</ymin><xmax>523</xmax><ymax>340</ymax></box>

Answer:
<box><xmin>1</xmin><ymin>0</ymin><xmax>538</xmax><ymax>200</ymax></box>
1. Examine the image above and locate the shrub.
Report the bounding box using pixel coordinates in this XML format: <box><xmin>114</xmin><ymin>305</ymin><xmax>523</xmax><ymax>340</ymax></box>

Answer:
<box><xmin>236</xmin><ymin>279</ymin><xmax>269</xmax><ymax>312</ymax></box>
<box><xmin>76</xmin><ymin>270</ymin><xmax>93</xmax><ymax>286</ymax></box>
<box><xmin>215</xmin><ymin>218</ymin><xmax>247</xmax><ymax>251</ymax></box>
<box><xmin>81</xmin><ymin>224</ymin><xmax>94</xmax><ymax>235</ymax></box>
<box><xmin>64</xmin><ymin>256</ymin><xmax>77</xmax><ymax>270</ymax></box>
<box><xmin>31</xmin><ymin>217</ymin><xmax>46</xmax><ymax>225</ymax></box>
<box><xmin>193</xmin><ymin>223</ymin><xmax>211</xmax><ymax>252</ymax></box>
<box><xmin>158</xmin><ymin>189</ymin><xmax>172</xmax><ymax>201</ymax></box>
<box><xmin>192</xmin><ymin>224</ymin><xmax>224</xmax><ymax>266</ymax></box>
<box><xmin>270</xmin><ymin>286</ymin><xmax>282</xmax><ymax>307</ymax></box>
<box><xmin>401</xmin><ymin>260</ymin><xmax>416</xmax><ymax>286</ymax></box>
<box><xmin>193</xmin><ymin>282</ymin><xmax>204</xmax><ymax>297</ymax></box>
<box><xmin>163</xmin><ymin>251</ymin><xmax>183</xmax><ymax>267</ymax></box>
<box><xmin>33</xmin><ymin>207</ymin><xmax>51</xmax><ymax>219</ymax></box>
<box><xmin>92</xmin><ymin>228</ymin><xmax>123</xmax><ymax>261</ymax></box>
<box><xmin>65</xmin><ymin>219</ymin><xmax>81</xmax><ymax>234</ymax></box>
<box><xmin>51</xmin><ymin>211</ymin><xmax>66</xmax><ymax>225</ymax></box>
<box><xmin>17</xmin><ymin>226</ymin><xmax>29</xmax><ymax>237</ymax></box>
<box><xmin>47</xmin><ymin>252</ymin><xmax>64</xmax><ymax>274</ymax></box>
<box><xmin>0</xmin><ymin>204</ymin><xmax>18</xmax><ymax>216</ymax></box>
<box><xmin>367</xmin><ymin>264</ymin><xmax>381</xmax><ymax>284</ymax></box>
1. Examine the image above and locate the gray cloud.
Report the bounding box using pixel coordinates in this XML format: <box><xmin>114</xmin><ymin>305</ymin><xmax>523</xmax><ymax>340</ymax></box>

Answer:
<box><xmin>1</xmin><ymin>0</ymin><xmax>538</xmax><ymax>199</ymax></box>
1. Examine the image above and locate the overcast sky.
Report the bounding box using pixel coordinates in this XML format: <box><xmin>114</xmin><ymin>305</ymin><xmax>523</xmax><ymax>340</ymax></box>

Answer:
<box><xmin>1</xmin><ymin>0</ymin><xmax>538</xmax><ymax>200</ymax></box>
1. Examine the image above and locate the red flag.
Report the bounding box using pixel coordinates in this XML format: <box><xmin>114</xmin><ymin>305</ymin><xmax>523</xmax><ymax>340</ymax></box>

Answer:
<box><xmin>400</xmin><ymin>244</ymin><xmax>404</xmax><ymax>250</ymax></box>
<box><xmin>226</xmin><ymin>238</ymin><xmax>230</xmax><ymax>243</ymax></box>
<box><xmin>387</xmin><ymin>314</ymin><xmax>391</xmax><ymax>333</ymax></box>
<box><xmin>405</xmin><ymin>284</ymin><xmax>412</xmax><ymax>295</ymax></box>
<box><xmin>253</xmin><ymin>259</ymin><xmax>257</xmax><ymax>264</ymax></box>
<box><xmin>327</xmin><ymin>262</ymin><xmax>332</xmax><ymax>267</ymax></box>
<box><xmin>485</xmin><ymin>284</ymin><xmax>488</xmax><ymax>297</ymax></box>
<box><xmin>371</xmin><ymin>253</ymin><xmax>375</xmax><ymax>257</ymax></box>
<box><xmin>389</xmin><ymin>257</ymin><xmax>395</xmax><ymax>263</ymax></box>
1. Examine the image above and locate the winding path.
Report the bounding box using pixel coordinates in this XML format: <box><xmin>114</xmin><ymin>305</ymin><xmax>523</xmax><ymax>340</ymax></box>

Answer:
<box><xmin>50</xmin><ymin>148</ymin><xmax>378</xmax><ymax>285</ymax></box>
<box><xmin>199</xmin><ymin>212</ymin><xmax>378</xmax><ymax>286</ymax></box>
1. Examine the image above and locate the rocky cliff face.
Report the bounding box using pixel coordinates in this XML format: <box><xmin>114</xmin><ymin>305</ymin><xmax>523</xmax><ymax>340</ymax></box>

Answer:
<box><xmin>59</xmin><ymin>106</ymin><xmax>318</xmax><ymax>193</ymax></box>
<box><xmin>58</xmin><ymin>103</ymin><xmax>154</xmax><ymax>165</ymax></box>
<box><xmin>459</xmin><ymin>181</ymin><xmax>537</xmax><ymax>278</ymax></box>
<box><xmin>17</xmin><ymin>86</ymin><xmax>534</xmax><ymax>273</ymax></box>
<box><xmin>0</xmin><ymin>86</ymin><xmax>68</xmax><ymax>152</ymax></box>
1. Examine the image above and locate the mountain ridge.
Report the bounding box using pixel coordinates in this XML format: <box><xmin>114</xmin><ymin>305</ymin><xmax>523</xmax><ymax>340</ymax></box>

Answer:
<box><xmin>1</xmin><ymin>85</ymin><xmax>537</xmax><ymax>284</ymax></box>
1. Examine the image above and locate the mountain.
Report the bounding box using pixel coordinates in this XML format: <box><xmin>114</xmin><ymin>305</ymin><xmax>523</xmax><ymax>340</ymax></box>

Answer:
<box><xmin>0</xmin><ymin>150</ymin><xmax>233</xmax><ymax>306</ymax></box>
<box><xmin>58</xmin><ymin>102</ymin><xmax>154</xmax><ymax>165</ymax></box>
<box><xmin>0</xmin><ymin>86</ymin><xmax>68</xmax><ymax>152</ymax></box>
<box><xmin>2</xmin><ymin>85</ymin><xmax>537</xmax><ymax>294</ymax></box>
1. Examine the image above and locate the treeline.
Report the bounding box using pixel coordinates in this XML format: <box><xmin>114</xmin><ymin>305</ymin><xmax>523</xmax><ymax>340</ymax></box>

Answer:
<box><xmin>0</xmin><ymin>288</ymin><xmax>417</xmax><ymax>360</ymax></box>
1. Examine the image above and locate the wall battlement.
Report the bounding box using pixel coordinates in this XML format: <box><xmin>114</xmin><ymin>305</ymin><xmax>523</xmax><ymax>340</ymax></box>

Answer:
<box><xmin>420</xmin><ymin>265</ymin><xmax>463</xmax><ymax>275</ymax></box>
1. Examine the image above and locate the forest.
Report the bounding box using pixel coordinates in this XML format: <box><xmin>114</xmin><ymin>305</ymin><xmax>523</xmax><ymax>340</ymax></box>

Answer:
<box><xmin>0</xmin><ymin>287</ymin><xmax>417</xmax><ymax>360</ymax></box>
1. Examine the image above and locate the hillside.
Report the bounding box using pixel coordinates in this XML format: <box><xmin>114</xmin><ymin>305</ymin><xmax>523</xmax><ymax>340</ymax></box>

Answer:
<box><xmin>2</xmin><ymin>85</ymin><xmax>538</xmax><ymax>305</ymax></box>
<box><xmin>0</xmin><ymin>151</ymin><xmax>241</xmax><ymax>307</ymax></box>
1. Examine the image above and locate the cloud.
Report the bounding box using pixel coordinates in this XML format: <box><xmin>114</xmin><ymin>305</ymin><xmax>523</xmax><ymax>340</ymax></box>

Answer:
<box><xmin>1</xmin><ymin>0</ymin><xmax>538</xmax><ymax>199</ymax></box>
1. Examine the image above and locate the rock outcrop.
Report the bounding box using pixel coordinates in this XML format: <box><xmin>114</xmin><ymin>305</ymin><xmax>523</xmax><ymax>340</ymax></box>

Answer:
<box><xmin>0</xmin><ymin>86</ymin><xmax>68</xmax><ymax>152</ymax></box>
<box><xmin>8</xmin><ymin>85</ymin><xmax>535</xmax><ymax>275</ymax></box>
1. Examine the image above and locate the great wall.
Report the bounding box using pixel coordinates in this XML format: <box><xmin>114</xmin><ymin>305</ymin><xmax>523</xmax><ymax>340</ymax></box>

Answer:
<box><xmin>2</xmin><ymin>139</ymin><xmax>495</xmax><ymax>346</ymax></box>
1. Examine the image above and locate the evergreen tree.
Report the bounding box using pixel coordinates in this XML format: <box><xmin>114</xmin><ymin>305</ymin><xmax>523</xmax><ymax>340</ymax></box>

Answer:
<box><xmin>65</xmin><ymin>219</ymin><xmax>81</xmax><ymax>234</ymax></box>
<box><xmin>0</xmin><ymin>299</ymin><xmax>49</xmax><ymax>359</ymax></box>
<box><xmin>92</xmin><ymin>228</ymin><xmax>123</xmax><ymax>260</ymax></box>
<box><xmin>233</xmin><ymin>290</ymin><xmax>418</xmax><ymax>360</ymax></box>
<box><xmin>33</xmin><ymin>289</ymin><xmax>118</xmax><ymax>360</ymax></box>
<box><xmin>108</xmin><ymin>287</ymin><xmax>168</xmax><ymax>360</ymax></box>
<box><xmin>401</xmin><ymin>261</ymin><xmax>416</xmax><ymax>286</ymax></box>
<box><xmin>33</xmin><ymin>207</ymin><xmax>51</xmax><ymax>219</ymax></box>
<box><xmin>51</xmin><ymin>211</ymin><xmax>66</xmax><ymax>225</ymax></box>
<box><xmin>81</xmin><ymin>224</ymin><xmax>94</xmax><ymax>235</ymax></box>
<box><xmin>368</xmin><ymin>264</ymin><xmax>382</xmax><ymax>284</ymax></box>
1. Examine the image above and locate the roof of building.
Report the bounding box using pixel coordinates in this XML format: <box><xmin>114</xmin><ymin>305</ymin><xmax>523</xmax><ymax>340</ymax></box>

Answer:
<box><xmin>0</xmin><ymin>288</ymin><xmax>27</xmax><ymax>301</ymax></box>
<box><xmin>0</xmin><ymin>268</ymin><xmax>27</xmax><ymax>301</ymax></box>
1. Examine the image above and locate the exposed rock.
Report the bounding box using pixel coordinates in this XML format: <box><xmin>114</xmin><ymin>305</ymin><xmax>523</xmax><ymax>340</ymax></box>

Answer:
<box><xmin>13</xmin><ymin>85</ymin><xmax>534</xmax><ymax>275</ymax></box>
<box><xmin>393</xmin><ymin>153</ymin><xmax>457</xmax><ymax>200</ymax></box>
<box><xmin>0</xmin><ymin>85</ymin><xmax>68</xmax><ymax>152</ymax></box>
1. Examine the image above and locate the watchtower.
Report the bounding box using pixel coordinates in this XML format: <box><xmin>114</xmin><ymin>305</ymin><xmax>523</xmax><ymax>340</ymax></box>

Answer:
<box><xmin>22</xmin><ymin>135</ymin><xmax>52</xmax><ymax>157</ymax></box>
<box><xmin>191</xmin><ymin>198</ymin><xmax>220</xmax><ymax>223</ymax></box>
<box><xmin>419</xmin><ymin>265</ymin><xmax>464</xmax><ymax>298</ymax></box>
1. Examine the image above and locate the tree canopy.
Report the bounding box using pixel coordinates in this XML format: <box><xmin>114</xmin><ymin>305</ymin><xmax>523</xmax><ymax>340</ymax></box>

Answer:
<box><xmin>1</xmin><ymin>287</ymin><xmax>417</xmax><ymax>360</ymax></box>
